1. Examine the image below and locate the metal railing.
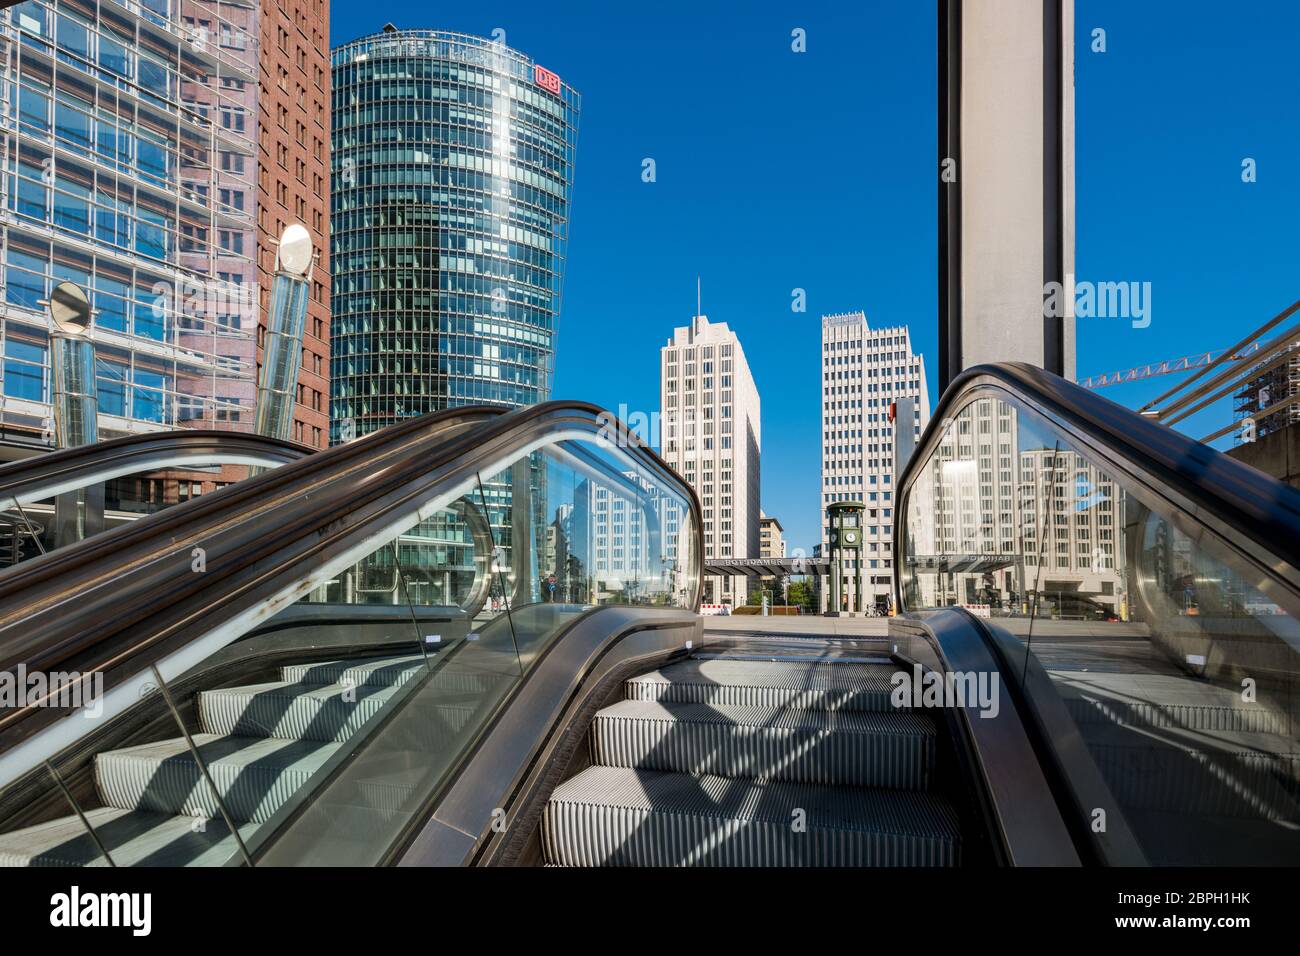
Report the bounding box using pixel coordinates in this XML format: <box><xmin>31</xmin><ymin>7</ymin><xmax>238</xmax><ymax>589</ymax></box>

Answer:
<box><xmin>1140</xmin><ymin>297</ymin><xmax>1300</xmax><ymax>444</ymax></box>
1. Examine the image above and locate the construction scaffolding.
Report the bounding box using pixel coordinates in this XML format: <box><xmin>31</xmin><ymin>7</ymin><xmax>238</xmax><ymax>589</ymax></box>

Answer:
<box><xmin>1233</xmin><ymin>342</ymin><xmax>1300</xmax><ymax>441</ymax></box>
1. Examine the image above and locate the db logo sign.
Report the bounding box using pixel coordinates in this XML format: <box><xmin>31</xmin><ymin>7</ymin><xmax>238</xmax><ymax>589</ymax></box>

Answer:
<box><xmin>534</xmin><ymin>64</ymin><xmax>561</xmax><ymax>95</ymax></box>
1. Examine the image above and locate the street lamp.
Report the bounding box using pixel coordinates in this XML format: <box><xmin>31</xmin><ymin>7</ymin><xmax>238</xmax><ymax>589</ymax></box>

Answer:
<box><xmin>254</xmin><ymin>224</ymin><xmax>315</xmax><ymax>441</ymax></box>
<box><xmin>47</xmin><ymin>280</ymin><xmax>97</xmax><ymax>450</ymax></box>
<box><xmin>43</xmin><ymin>280</ymin><xmax>104</xmax><ymax>548</ymax></box>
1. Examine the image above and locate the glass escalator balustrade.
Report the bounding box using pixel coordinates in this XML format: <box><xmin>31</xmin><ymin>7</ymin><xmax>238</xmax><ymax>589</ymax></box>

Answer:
<box><xmin>0</xmin><ymin>437</ymin><xmax>304</xmax><ymax>568</ymax></box>
<box><xmin>0</xmin><ymin>425</ymin><xmax>699</xmax><ymax>866</ymax></box>
<box><xmin>900</xmin><ymin>392</ymin><xmax>1300</xmax><ymax>865</ymax></box>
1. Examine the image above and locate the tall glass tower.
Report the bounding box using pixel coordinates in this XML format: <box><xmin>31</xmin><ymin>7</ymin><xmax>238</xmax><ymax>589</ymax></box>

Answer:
<box><xmin>329</xmin><ymin>28</ymin><xmax>579</xmax><ymax>441</ymax></box>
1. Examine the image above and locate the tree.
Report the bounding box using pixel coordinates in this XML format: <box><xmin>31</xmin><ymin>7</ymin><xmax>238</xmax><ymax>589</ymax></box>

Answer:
<box><xmin>786</xmin><ymin>580</ymin><xmax>816</xmax><ymax>612</ymax></box>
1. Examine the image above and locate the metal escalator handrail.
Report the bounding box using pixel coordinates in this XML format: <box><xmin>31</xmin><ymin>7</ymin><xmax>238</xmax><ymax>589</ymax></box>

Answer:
<box><xmin>0</xmin><ymin>406</ymin><xmax>496</xmax><ymax>596</ymax></box>
<box><xmin>900</xmin><ymin>362</ymin><xmax>1300</xmax><ymax>596</ymax></box>
<box><xmin>0</xmin><ymin>401</ymin><xmax>703</xmax><ymax>770</ymax></box>
<box><xmin>0</xmin><ymin>430</ymin><xmax>311</xmax><ymax>507</ymax></box>
<box><xmin>889</xmin><ymin>608</ymin><xmax>1084</xmax><ymax>865</ymax></box>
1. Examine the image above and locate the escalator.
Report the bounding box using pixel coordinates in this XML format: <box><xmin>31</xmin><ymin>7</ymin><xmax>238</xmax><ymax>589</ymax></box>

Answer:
<box><xmin>892</xmin><ymin>363</ymin><xmax>1300</xmax><ymax>866</ymax></box>
<box><xmin>0</xmin><ymin>430</ymin><xmax>310</xmax><ymax>567</ymax></box>
<box><xmin>404</xmin><ymin>363</ymin><xmax>1299</xmax><ymax>868</ymax></box>
<box><xmin>0</xmin><ymin>365</ymin><xmax>1297</xmax><ymax>867</ymax></box>
<box><xmin>540</xmin><ymin>654</ymin><xmax>963</xmax><ymax>866</ymax></box>
<box><xmin>0</xmin><ymin>402</ymin><xmax>704</xmax><ymax>866</ymax></box>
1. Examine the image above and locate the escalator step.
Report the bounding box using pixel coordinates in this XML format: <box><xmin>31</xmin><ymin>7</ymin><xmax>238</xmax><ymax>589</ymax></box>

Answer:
<box><xmin>1056</xmin><ymin>672</ymin><xmax>1285</xmax><ymax>734</ymax></box>
<box><xmin>1080</xmin><ymin>723</ymin><xmax>1300</xmax><ymax>820</ymax></box>
<box><xmin>626</xmin><ymin>659</ymin><xmax>898</xmax><ymax>712</ymax></box>
<box><xmin>0</xmin><ymin>806</ymin><xmax>256</xmax><ymax>867</ymax></box>
<box><xmin>198</xmin><ymin>680</ymin><xmax>404</xmax><ymax>742</ymax></box>
<box><xmin>96</xmin><ymin>734</ymin><xmax>340</xmax><ymax>824</ymax></box>
<box><xmin>281</xmin><ymin>655</ymin><xmax>425</xmax><ymax>689</ymax></box>
<box><xmin>591</xmin><ymin>700</ymin><xmax>935</xmax><ymax>788</ymax></box>
<box><xmin>541</xmin><ymin>766</ymin><xmax>961</xmax><ymax>867</ymax></box>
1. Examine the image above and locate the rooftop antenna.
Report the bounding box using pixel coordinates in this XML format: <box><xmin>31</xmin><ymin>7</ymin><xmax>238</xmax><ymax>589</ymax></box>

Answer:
<box><xmin>696</xmin><ymin>275</ymin><xmax>701</xmax><ymax>318</ymax></box>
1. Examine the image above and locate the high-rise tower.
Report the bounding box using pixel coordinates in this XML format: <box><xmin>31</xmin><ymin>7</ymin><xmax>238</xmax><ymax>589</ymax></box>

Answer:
<box><xmin>820</xmin><ymin>311</ymin><xmax>930</xmax><ymax>612</ymax></box>
<box><xmin>660</xmin><ymin>313</ymin><xmax>761</xmax><ymax>608</ymax></box>
<box><xmin>329</xmin><ymin>28</ymin><xmax>580</xmax><ymax>440</ymax></box>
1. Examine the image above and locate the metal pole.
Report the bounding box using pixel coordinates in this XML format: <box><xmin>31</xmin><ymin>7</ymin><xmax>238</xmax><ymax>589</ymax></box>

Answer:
<box><xmin>254</xmin><ymin>225</ymin><xmax>314</xmax><ymax>442</ymax></box>
<box><xmin>46</xmin><ymin>282</ymin><xmax>101</xmax><ymax>549</ymax></box>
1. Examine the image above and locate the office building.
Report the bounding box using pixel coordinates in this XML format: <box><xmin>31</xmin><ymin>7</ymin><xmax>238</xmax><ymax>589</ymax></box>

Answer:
<box><xmin>660</xmin><ymin>312</ymin><xmax>761</xmax><ymax>607</ymax></box>
<box><xmin>906</xmin><ymin>396</ymin><xmax>1123</xmax><ymax>618</ymax></box>
<box><xmin>820</xmin><ymin>311</ymin><xmax>930</xmax><ymax>612</ymax></box>
<box><xmin>257</xmin><ymin>0</ymin><xmax>331</xmax><ymax>449</ymax></box>
<box><xmin>0</xmin><ymin>0</ymin><xmax>330</xmax><ymax>455</ymax></box>
<box><xmin>758</xmin><ymin>511</ymin><xmax>785</xmax><ymax>604</ymax></box>
<box><xmin>759</xmin><ymin>512</ymin><xmax>784</xmax><ymax>560</ymax></box>
<box><xmin>329</xmin><ymin>27</ymin><xmax>580</xmax><ymax>440</ymax></box>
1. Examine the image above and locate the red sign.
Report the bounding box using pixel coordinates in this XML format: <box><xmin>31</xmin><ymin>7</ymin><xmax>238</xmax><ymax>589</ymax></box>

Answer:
<box><xmin>534</xmin><ymin>64</ymin><xmax>562</xmax><ymax>95</ymax></box>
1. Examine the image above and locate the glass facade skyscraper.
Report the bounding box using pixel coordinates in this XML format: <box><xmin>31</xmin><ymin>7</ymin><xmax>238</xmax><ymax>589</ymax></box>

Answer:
<box><xmin>330</xmin><ymin>28</ymin><xmax>579</xmax><ymax>441</ymax></box>
<box><xmin>0</xmin><ymin>0</ymin><xmax>332</xmax><ymax>453</ymax></box>
<box><xmin>1</xmin><ymin>0</ymin><xmax>260</xmax><ymax>442</ymax></box>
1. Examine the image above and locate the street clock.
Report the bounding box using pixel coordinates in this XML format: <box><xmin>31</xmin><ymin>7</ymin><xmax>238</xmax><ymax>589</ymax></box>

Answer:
<box><xmin>829</xmin><ymin>528</ymin><xmax>861</xmax><ymax>548</ymax></box>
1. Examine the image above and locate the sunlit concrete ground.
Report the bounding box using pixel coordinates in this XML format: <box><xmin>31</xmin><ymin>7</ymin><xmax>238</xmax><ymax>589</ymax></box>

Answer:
<box><xmin>703</xmin><ymin>614</ymin><xmax>890</xmax><ymax>638</ymax></box>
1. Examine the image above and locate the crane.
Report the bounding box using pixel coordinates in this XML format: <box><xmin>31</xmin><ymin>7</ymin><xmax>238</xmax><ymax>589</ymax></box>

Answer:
<box><xmin>1076</xmin><ymin>342</ymin><xmax>1261</xmax><ymax>390</ymax></box>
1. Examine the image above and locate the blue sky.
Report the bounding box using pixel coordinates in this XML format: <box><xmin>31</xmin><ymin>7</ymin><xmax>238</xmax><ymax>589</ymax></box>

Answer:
<box><xmin>331</xmin><ymin>1</ymin><xmax>1300</xmax><ymax>555</ymax></box>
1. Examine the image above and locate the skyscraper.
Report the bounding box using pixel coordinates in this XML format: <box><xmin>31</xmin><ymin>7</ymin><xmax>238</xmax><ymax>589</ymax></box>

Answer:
<box><xmin>820</xmin><ymin>311</ymin><xmax>930</xmax><ymax>612</ymax></box>
<box><xmin>660</xmin><ymin>313</ymin><xmax>761</xmax><ymax>608</ymax></box>
<box><xmin>0</xmin><ymin>0</ymin><xmax>330</xmax><ymax>454</ymax></box>
<box><xmin>329</xmin><ymin>28</ymin><xmax>580</xmax><ymax>440</ymax></box>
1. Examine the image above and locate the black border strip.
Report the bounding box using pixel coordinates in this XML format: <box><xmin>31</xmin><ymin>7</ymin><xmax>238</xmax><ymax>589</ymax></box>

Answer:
<box><xmin>1043</xmin><ymin>0</ymin><xmax>1065</xmax><ymax>377</ymax></box>
<box><xmin>938</xmin><ymin>0</ymin><xmax>962</xmax><ymax>391</ymax></box>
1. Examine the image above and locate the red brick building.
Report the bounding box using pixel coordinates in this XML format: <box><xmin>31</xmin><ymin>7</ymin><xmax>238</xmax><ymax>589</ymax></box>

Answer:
<box><xmin>256</xmin><ymin>0</ymin><xmax>329</xmax><ymax>449</ymax></box>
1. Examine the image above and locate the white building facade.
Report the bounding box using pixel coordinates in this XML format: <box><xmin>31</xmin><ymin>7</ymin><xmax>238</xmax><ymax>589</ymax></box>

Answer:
<box><xmin>820</xmin><ymin>311</ymin><xmax>930</xmax><ymax>612</ymax></box>
<box><xmin>660</xmin><ymin>314</ymin><xmax>761</xmax><ymax>608</ymax></box>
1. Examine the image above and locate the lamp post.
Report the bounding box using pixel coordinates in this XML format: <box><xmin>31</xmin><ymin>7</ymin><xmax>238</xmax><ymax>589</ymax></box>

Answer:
<box><xmin>254</xmin><ymin>224</ymin><xmax>314</xmax><ymax>441</ymax></box>
<box><xmin>45</xmin><ymin>281</ymin><xmax>104</xmax><ymax>548</ymax></box>
<box><xmin>48</xmin><ymin>281</ymin><xmax>98</xmax><ymax>450</ymax></box>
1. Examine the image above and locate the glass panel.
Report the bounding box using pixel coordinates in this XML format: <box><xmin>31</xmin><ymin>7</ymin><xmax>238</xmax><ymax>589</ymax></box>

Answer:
<box><xmin>55</xmin><ymin>14</ymin><xmax>89</xmax><ymax>61</ymax></box>
<box><xmin>4</xmin><ymin>248</ymin><xmax>45</xmax><ymax>307</ymax></box>
<box><xmin>94</xmin><ymin>359</ymin><xmax>127</xmax><ymax>414</ymax></box>
<box><xmin>52</xmin><ymin>178</ymin><xmax>90</xmax><ymax>233</ymax></box>
<box><xmin>260</xmin><ymin>441</ymin><xmax>697</xmax><ymax>864</ymax></box>
<box><xmin>97</xmin><ymin>34</ymin><xmax>130</xmax><ymax>79</ymax></box>
<box><xmin>138</xmin><ymin>58</ymin><xmax>171</xmax><ymax>101</ymax></box>
<box><xmin>0</xmin><ymin>428</ymin><xmax>698</xmax><ymax>865</ymax></box>
<box><xmin>93</xmin><ymin>277</ymin><xmax>129</xmax><ymax>332</ymax></box>
<box><xmin>137</xmin><ymin>137</ymin><xmax>170</xmax><ymax>187</ymax></box>
<box><xmin>18</xmin><ymin>85</ymin><xmax>49</xmax><ymax>133</ymax></box>
<box><xmin>15</xmin><ymin>162</ymin><xmax>48</xmax><ymax>221</ymax></box>
<box><xmin>232</xmin><ymin>489</ymin><xmax>501</xmax><ymax>865</ymax></box>
<box><xmin>901</xmin><ymin>392</ymin><xmax>1300</xmax><ymax>865</ymax></box>
<box><xmin>54</xmin><ymin>97</ymin><xmax>93</xmax><ymax>154</ymax></box>
<box><xmin>3</xmin><ymin>339</ymin><xmax>46</xmax><ymax>401</ymax></box>
<box><xmin>133</xmin><ymin>282</ymin><xmax>166</xmax><ymax>340</ymax></box>
<box><xmin>132</xmin><ymin>370</ymin><xmax>168</xmax><ymax>422</ymax></box>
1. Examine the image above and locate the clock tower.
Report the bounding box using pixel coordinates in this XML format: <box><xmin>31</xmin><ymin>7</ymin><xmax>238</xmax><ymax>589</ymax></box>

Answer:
<box><xmin>826</xmin><ymin>500</ymin><xmax>866</xmax><ymax>615</ymax></box>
